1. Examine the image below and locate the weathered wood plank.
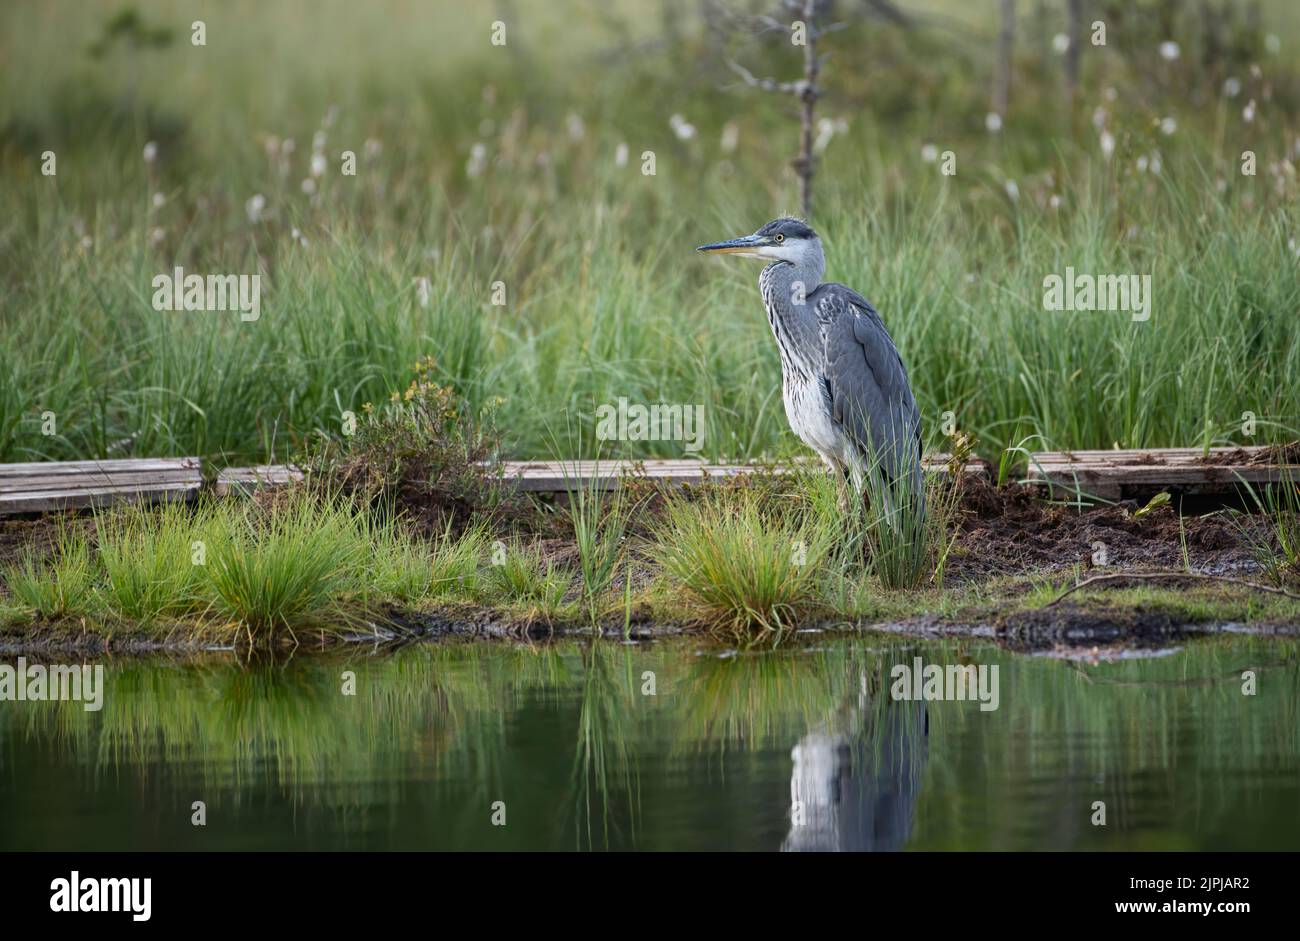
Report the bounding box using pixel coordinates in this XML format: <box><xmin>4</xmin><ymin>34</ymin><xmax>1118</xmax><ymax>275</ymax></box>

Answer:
<box><xmin>0</xmin><ymin>482</ymin><xmax>199</xmax><ymax>514</ymax></box>
<box><xmin>0</xmin><ymin>471</ymin><xmax>204</xmax><ymax>494</ymax></box>
<box><xmin>0</xmin><ymin>447</ymin><xmax>1293</xmax><ymax>512</ymax></box>
<box><xmin>0</xmin><ymin>457</ymin><xmax>199</xmax><ymax>476</ymax></box>
<box><xmin>214</xmin><ymin>465</ymin><xmax>304</xmax><ymax>497</ymax></box>
<box><xmin>0</xmin><ymin>458</ymin><xmax>202</xmax><ymax>514</ymax></box>
<box><xmin>496</xmin><ymin>456</ymin><xmax>980</xmax><ymax>492</ymax></box>
<box><xmin>1023</xmin><ymin>446</ymin><xmax>1298</xmax><ymax>500</ymax></box>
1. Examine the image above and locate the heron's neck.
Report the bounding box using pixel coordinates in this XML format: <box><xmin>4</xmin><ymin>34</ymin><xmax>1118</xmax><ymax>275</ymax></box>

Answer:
<box><xmin>761</xmin><ymin>258</ymin><xmax>823</xmax><ymax>299</ymax></box>
<box><xmin>759</xmin><ymin>260</ymin><xmax>824</xmax><ymax>379</ymax></box>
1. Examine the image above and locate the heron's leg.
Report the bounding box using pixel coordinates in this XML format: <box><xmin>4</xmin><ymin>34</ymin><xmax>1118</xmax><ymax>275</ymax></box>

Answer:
<box><xmin>846</xmin><ymin>460</ymin><xmax>866</xmax><ymax>495</ymax></box>
<box><xmin>820</xmin><ymin>456</ymin><xmax>852</xmax><ymax>514</ymax></box>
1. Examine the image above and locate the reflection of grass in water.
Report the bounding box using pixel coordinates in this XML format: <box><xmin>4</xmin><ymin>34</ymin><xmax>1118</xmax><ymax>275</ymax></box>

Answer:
<box><xmin>911</xmin><ymin>636</ymin><xmax>1300</xmax><ymax>850</ymax></box>
<box><xmin>6</xmin><ymin>645</ymin><xmax>572</xmax><ymax>812</ymax></box>
<box><xmin>571</xmin><ymin>641</ymin><xmax>643</xmax><ymax>850</ymax></box>
<box><xmin>4</xmin><ymin>635</ymin><xmax>1298</xmax><ymax>849</ymax></box>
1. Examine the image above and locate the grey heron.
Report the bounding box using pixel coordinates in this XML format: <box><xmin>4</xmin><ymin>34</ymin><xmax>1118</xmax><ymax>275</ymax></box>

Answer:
<box><xmin>697</xmin><ymin>218</ymin><xmax>923</xmax><ymax>511</ymax></box>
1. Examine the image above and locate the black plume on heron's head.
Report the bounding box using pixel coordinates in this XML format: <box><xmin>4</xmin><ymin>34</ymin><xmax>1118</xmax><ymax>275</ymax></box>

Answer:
<box><xmin>755</xmin><ymin>218</ymin><xmax>818</xmax><ymax>241</ymax></box>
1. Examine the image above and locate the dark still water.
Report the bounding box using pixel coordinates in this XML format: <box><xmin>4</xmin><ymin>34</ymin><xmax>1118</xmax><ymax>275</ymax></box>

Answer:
<box><xmin>1</xmin><ymin>635</ymin><xmax>1297</xmax><ymax>851</ymax></box>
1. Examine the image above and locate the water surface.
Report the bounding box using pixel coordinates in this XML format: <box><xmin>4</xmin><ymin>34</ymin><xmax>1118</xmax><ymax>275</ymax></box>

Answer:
<box><xmin>2</xmin><ymin>635</ymin><xmax>1297</xmax><ymax>850</ymax></box>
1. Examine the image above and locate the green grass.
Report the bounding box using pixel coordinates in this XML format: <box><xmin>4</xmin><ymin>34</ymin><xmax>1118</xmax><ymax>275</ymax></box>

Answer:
<box><xmin>0</xmin><ymin>1</ymin><xmax>1296</xmax><ymax>470</ymax></box>
<box><xmin>1232</xmin><ymin>475</ymin><xmax>1300</xmax><ymax>589</ymax></box>
<box><xmin>564</xmin><ymin>446</ymin><xmax>636</xmax><ymax>626</ymax></box>
<box><xmin>1</xmin><ymin>2</ymin><xmax>1299</xmax><ymax>644</ymax></box>
<box><xmin>96</xmin><ymin>498</ymin><xmax>208</xmax><ymax>620</ymax></box>
<box><xmin>202</xmin><ymin>496</ymin><xmax>374</xmax><ymax>642</ymax></box>
<box><xmin>0</xmin><ymin>493</ymin><xmax>499</xmax><ymax>643</ymax></box>
<box><xmin>651</xmin><ymin>487</ymin><xmax>834</xmax><ymax>640</ymax></box>
<box><xmin>481</xmin><ymin>541</ymin><xmax>572</xmax><ymax>620</ymax></box>
<box><xmin>368</xmin><ymin>519</ymin><xmax>489</xmax><ymax>604</ymax></box>
<box><xmin>2</xmin><ymin>524</ymin><xmax>98</xmax><ymax>620</ymax></box>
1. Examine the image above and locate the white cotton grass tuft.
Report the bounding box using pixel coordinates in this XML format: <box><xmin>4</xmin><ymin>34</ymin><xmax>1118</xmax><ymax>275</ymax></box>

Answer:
<box><xmin>245</xmin><ymin>194</ymin><xmax>266</xmax><ymax>223</ymax></box>
<box><xmin>1159</xmin><ymin>41</ymin><xmax>1180</xmax><ymax>61</ymax></box>
<box><xmin>1159</xmin><ymin>116</ymin><xmax>1177</xmax><ymax>136</ymax></box>
<box><xmin>301</xmin><ymin>178</ymin><xmax>316</xmax><ymax>195</ymax></box>
<box><xmin>669</xmin><ymin>114</ymin><xmax>696</xmax><ymax>141</ymax></box>
<box><xmin>1243</xmin><ymin>99</ymin><xmax>1257</xmax><ymax>123</ymax></box>
<box><xmin>466</xmin><ymin>143</ymin><xmax>487</xmax><ymax>177</ymax></box>
<box><xmin>151</xmin><ymin>192</ymin><xmax>165</xmax><ymax>208</ymax></box>
<box><xmin>310</xmin><ymin>152</ymin><xmax>327</xmax><ymax>178</ymax></box>
<box><xmin>920</xmin><ymin>143</ymin><xmax>938</xmax><ymax>163</ymax></box>
<box><xmin>985</xmin><ymin>112</ymin><xmax>1003</xmax><ymax>133</ymax></box>
<box><xmin>1052</xmin><ymin>34</ymin><xmax>1069</xmax><ymax>54</ymax></box>
<box><xmin>813</xmin><ymin>118</ymin><xmax>835</xmax><ymax>153</ymax></box>
<box><xmin>1223</xmin><ymin>77</ymin><xmax>1242</xmax><ymax>97</ymax></box>
<box><xmin>142</xmin><ymin>141</ymin><xmax>158</xmax><ymax>164</ymax></box>
<box><xmin>614</xmin><ymin>142</ymin><xmax>629</xmax><ymax>167</ymax></box>
<box><xmin>720</xmin><ymin>122</ymin><xmax>739</xmax><ymax>154</ymax></box>
<box><xmin>1099</xmin><ymin>130</ymin><xmax>1116</xmax><ymax>161</ymax></box>
<box><xmin>414</xmin><ymin>276</ymin><xmax>432</xmax><ymax>309</ymax></box>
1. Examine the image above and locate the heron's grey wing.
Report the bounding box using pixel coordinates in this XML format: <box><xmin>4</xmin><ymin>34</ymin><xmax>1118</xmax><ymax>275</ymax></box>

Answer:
<box><xmin>812</xmin><ymin>284</ymin><xmax>921</xmax><ymax>483</ymax></box>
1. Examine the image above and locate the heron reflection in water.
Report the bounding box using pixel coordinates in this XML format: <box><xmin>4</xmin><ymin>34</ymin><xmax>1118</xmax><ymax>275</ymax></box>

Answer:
<box><xmin>781</xmin><ymin>667</ymin><xmax>928</xmax><ymax>852</ymax></box>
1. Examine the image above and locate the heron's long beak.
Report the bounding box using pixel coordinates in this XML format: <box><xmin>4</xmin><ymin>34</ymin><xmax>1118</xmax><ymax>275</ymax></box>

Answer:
<box><xmin>696</xmin><ymin>234</ymin><xmax>768</xmax><ymax>255</ymax></box>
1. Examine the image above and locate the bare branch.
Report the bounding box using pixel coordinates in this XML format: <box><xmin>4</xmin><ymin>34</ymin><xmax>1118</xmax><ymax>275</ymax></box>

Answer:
<box><xmin>726</xmin><ymin>58</ymin><xmax>803</xmax><ymax>95</ymax></box>
<box><xmin>1046</xmin><ymin>571</ymin><xmax>1300</xmax><ymax>608</ymax></box>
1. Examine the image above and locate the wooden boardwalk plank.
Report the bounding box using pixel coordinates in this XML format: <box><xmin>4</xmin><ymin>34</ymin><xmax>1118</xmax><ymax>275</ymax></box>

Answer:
<box><xmin>495</xmin><ymin>456</ymin><xmax>977</xmax><ymax>492</ymax></box>
<box><xmin>214</xmin><ymin>465</ymin><xmax>304</xmax><ymax>497</ymax></box>
<box><xmin>0</xmin><ymin>447</ymin><xmax>1294</xmax><ymax>512</ymax></box>
<box><xmin>1022</xmin><ymin>447</ymin><xmax>1298</xmax><ymax>499</ymax></box>
<box><xmin>0</xmin><ymin>458</ymin><xmax>202</xmax><ymax>514</ymax></box>
<box><xmin>0</xmin><ymin>458</ymin><xmax>198</xmax><ymax>476</ymax></box>
<box><xmin>0</xmin><ymin>482</ymin><xmax>200</xmax><ymax>514</ymax></box>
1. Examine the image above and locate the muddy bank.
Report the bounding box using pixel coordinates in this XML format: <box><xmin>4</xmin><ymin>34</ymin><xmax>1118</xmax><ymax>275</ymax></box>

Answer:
<box><xmin>9</xmin><ymin>588</ymin><xmax>1297</xmax><ymax>659</ymax></box>
<box><xmin>947</xmin><ymin>477</ymin><xmax>1255</xmax><ymax>581</ymax></box>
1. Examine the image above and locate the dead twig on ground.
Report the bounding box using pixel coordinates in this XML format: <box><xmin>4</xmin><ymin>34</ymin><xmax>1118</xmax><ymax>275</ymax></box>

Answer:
<box><xmin>1047</xmin><ymin>571</ymin><xmax>1300</xmax><ymax>607</ymax></box>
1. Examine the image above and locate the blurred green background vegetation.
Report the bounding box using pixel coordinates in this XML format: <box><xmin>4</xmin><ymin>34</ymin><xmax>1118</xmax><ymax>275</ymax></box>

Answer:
<box><xmin>1</xmin><ymin>0</ymin><xmax>1297</xmax><ymax>464</ymax></box>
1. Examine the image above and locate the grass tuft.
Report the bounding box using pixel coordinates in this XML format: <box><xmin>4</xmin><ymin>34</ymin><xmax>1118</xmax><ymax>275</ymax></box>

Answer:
<box><xmin>652</xmin><ymin>487</ymin><xmax>833</xmax><ymax>641</ymax></box>
<box><xmin>95</xmin><ymin>500</ymin><xmax>209</xmax><ymax>621</ymax></box>
<box><xmin>204</xmin><ymin>495</ymin><xmax>368</xmax><ymax>643</ymax></box>
<box><xmin>482</xmin><ymin>542</ymin><xmax>572</xmax><ymax>620</ymax></box>
<box><xmin>2</xmin><ymin>525</ymin><xmax>98</xmax><ymax>621</ymax></box>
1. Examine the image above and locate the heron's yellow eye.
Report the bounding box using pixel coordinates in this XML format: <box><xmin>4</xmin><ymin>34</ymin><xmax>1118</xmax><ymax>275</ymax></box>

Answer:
<box><xmin>774</xmin><ymin>234</ymin><xmax>784</xmax><ymax>243</ymax></box>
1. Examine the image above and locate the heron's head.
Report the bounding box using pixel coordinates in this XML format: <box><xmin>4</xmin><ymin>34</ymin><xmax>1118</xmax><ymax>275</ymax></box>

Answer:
<box><xmin>696</xmin><ymin>218</ymin><xmax>822</xmax><ymax>267</ymax></box>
